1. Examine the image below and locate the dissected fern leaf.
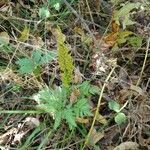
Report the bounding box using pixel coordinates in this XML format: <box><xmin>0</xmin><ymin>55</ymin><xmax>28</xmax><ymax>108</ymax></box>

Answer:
<box><xmin>56</xmin><ymin>26</ymin><xmax>74</xmax><ymax>87</ymax></box>
<box><xmin>73</xmin><ymin>98</ymin><xmax>92</xmax><ymax>117</ymax></box>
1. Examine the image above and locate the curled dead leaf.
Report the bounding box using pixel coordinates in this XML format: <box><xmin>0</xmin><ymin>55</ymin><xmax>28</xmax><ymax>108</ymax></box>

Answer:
<box><xmin>70</xmin><ymin>88</ymin><xmax>80</xmax><ymax>104</ymax></box>
<box><xmin>76</xmin><ymin>117</ymin><xmax>89</xmax><ymax>124</ymax></box>
<box><xmin>89</xmin><ymin>128</ymin><xmax>104</xmax><ymax>145</ymax></box>
<box><xmin>73</xmin><ymin>67</ymin><xmax>83</xmax><ymax>84</ymax></box>
<box><xmin>96</xmin><ymin>112</ymin><xmax>107</xmax><ymax>125</ymax></box>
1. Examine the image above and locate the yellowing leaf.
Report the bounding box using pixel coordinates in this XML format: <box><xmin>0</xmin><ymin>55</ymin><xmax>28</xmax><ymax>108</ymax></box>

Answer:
<box><xmin>56</xmin><ymin>26</ymin><xmax>74</xmax><ymax>87</ymax></box>
<box><xmin>74</xmin><ymin>27</ymin><xmax>92</xmax><ymax>45</ymax></box>
<box><xmin>103</xmin><ymin>32</ymin><xmax>118</xmax><ymax>47</ymax></box>
<box><xmin>96</xmin><ymin>112</ymin><xmax>107</xmax><ymax>125</ymax></box>
<box><xmin>74</xmin><ymin>27</ymin><xmax>84</xmax><ymax>36</ymax></box>
<box><xmin>117</xmin><ymin>30</ymin><xmax>133</xmax><ymax>44</ymax></box>
<box><xmin>112</xmin><ymin>20</ymin><xmax>120</xmax><ymax>33</ymax></box>
<box><xmin>76</xmin><ymin>117</ymin><xmax>89</xmax><ymax>124</ymax></box>
<box><xmin>18</xmin><ymin>26</ymin><xmax>30</xmax><ymax>42</ymax></box>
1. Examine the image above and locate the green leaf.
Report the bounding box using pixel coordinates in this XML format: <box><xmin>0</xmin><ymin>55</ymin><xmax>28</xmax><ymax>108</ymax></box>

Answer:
<box><xmin>115</xmin><ymin>112</ymin><xmax>127</xmax><ymax>125</ymax></box>
<box><xmin>63</xmin><ymin>107</ymin><xmax>76</xmax><ymax>130</ymax></box>
<box><xmin>16</xmin><ymin>58</ymin><xmax>35</xmax><ymax>74</ymax></box>
<box><xmin>108</xmin><ymin>100</ymin><xmax>120</xmax><ymax>113</ymax></box>
<box><xmin>54</xmin><ymin>111</ymin><xmax>62</xmax><ymax>129</ymax></box>
<box><xmin>73</xmin><ymin>98</ymin><xmax>92</xmax><ymax>117</ymax></box>
<box><xmin>39</xmin><ymin>51</ymin><xmax>57</xmax><ymax>64</ymax></box>
<box><xmin>113</xmin><ymin>2</ymin><xmax>141</xmax><ymax>29</ymax></box>
<box><xmin>117</xmin><ymin>31</ymin><xmax>133</xmax><ymax>44</ymax></box>
<box><xmin>78</xmin><ymin>81</ymin><xmax>91</xmax><ymax>97</ymax></box>
<box><xmin>32</xmin><ymin>50</ymin><xmax>42</xmax><ymax>64</ymax></box>
<box><xmin>122</xmin><ymin>14</ymin><xmax>135</xmax><ymax>29</ymax></box>
<box><xmin>89</xmin><ymin>85</ymin><xmax>100</xmax><ymax>95</ymax></box>
<box><xmin>127</xmin><ymin>36</ymin><xmax>143</xmax><ymax>47</ymax></box>
<box><xmin>39</xmin><ymin>7</ymin><xmax>50</xmax><ymax>19</ymax></box>
<box><xmin>16</xmin><ymin>50</ymin><xmax>56</xmax><ymax>74</ymax></box>
<box><xmin>53</xmin><ymin>3</ymin><xmax>60</xmax><ymax>11</ymax></box>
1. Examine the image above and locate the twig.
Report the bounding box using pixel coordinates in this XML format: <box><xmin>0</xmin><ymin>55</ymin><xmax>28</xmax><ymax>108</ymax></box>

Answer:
<box><xmin>82</xmin><ymin>66</ymin><xmax>116</xmax><ymax>149</ymax></box>
<box><xmin>85</xmin><ymin>0</ymin><xmax>95</xmax><ymax>30</ymax></box>
<box><xmin>136</xmin><ymin>37</ymin><xmax>150</xmax><ymax>86</ymax></box>
<box><xmin>63</xmin><ymin>0</ymin><xmax>99</xmax><ymax>49</ymax></box>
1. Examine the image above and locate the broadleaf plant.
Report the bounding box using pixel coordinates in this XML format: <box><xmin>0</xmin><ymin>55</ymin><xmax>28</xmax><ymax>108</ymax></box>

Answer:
<box><xmin>108</xmin><ymin>100</ymin><xmax>127</xmax><ymax>125</ymax></box>
<box><xmin>113</xmin><ymin>2</ymin><xmax>141</xmax><ymax>29</ymax></box>
<box><xmin>16</xmin><ymin>50</ymin><xmax>56</xmax><ymax>74</ymax></box>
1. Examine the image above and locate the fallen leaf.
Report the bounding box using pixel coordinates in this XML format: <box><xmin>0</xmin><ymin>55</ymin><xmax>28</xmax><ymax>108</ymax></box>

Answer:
<box><xmin>73</xmin><ymin>67</ymin><xmax>83</xmax><ymax>84</ymax></box>
<box><xmin>130</xmin><ymin>84</ymin><xmax>144</xmax><ymax>95</ymax></box>
<box><xmin>0</xmin><ymin>32</ymin><xmax>10</xmax><ymax>44</ymax></box>
<box><xmin>96</xmin><ymin>112</ymin><xmax>107</xmax><ymax>125</ymax></box>
<box><xmin>12</xmin><ymin>131</ymin><xmax>27</xmax><ymax>144</ymax></box>
<box><xmin>114</xmin><ymin>141</ymin><xmax>139</xmax><ymax>150</ymax></box>
<box><xmin>18</xmin><ymin>26</ymin><xmax>30</xmax><ymax>42</ymax></box>
<box><xmin>0</xmin><ymin>128</ymin><xmax>18</xmax><ymax>144</ymax></box>
<box><xmin>25</xmin><ymin>117</ymin><xmax>40</xmax><ymax>127</ymax></box>
<box><xmin>103</xmin><ymin>32</ymin><xmax>118</xmax><ymax>47</ymax></box>
<box><xmin>89</xmin><ymin>128</ymin><xmax>104</xmax><ymax>145</ymax></box>
<box><xmin>70</xmin><ymin>88</ymin><xmax>80</xmax><ymax>104</ymax></box>
<box><xmin>76</xmin><ymin>117</ymin><xmax>89</xmax><ymax>124</ymax></box>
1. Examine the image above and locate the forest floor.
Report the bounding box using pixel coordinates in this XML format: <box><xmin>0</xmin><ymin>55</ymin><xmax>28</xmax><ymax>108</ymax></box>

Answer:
<box><xmin>0</xmin><ymin>0</ymin><xmax>150</xmax><ymax>150</ymax></box>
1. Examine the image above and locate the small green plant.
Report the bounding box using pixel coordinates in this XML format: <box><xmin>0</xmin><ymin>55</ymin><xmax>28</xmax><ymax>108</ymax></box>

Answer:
<box><xmin>56</xmin><ymin>26</ymin><xmax>74</xmax><ymax>88</ymax></box>
<box><xmin>48</xmin><ymin>0</ymin><xmax>77</xmax><ymax>11</ymax></box>
<box><xmin>113</xmin><ymin>2</ymin><xmax>141</xmax><ymax>29</ymax></box>
<box><xmin>108</xmin><ymin>100</ymin><xmax>128</xmax><ymax>125</ymax></box>
<box><xmin>16</xmin><ymin>50</ymin><xmax>56</xmax><ymax>75</ymax></box>
<box><xmin>33</xmin><ymin>81</ymin><xmax>100</xmax><ymax>130</ymax></box>
<box><xmin>39</xmin><ymin>7</ymin><xmax>50</xmax><ymax>19</ymax></box>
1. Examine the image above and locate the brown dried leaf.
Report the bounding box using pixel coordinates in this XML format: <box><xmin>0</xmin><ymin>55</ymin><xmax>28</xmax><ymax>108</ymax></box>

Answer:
<box><xmin>73</xmin><ymin>67</ymin><xmax>83</xmax><ymax>84</ymax></box>
<box><xmin>76</xmin><ymin>117</ymin><xmax>89</xmax><ymax>124</ymax></box>
<box><xmin>96</xmin><ymin>112</ymin><xmax>107</xmax><ymax>125</ymax></box>
<box><xmin>89</xmin><ymin>128</ymin><xmax>104</xmax><ymax>145</ymax></box>
<box><xmin>0</xmin><ymin>128</ymin><xmax>18</xmax><ymax>144</ymax></box>
<box><xmin>70</xmin><ymin>88</ymin><xmax>80</xmax><ymax>104</ymax></box>
<box><xmin>130</xmin><ymin>84</ymin><xmax>144</xmax><ymax>95</ymax></box>
<box><xmin>114</xmin><ymin>141</ymin><xmax>139</xmax><ymax>150</ymax></box>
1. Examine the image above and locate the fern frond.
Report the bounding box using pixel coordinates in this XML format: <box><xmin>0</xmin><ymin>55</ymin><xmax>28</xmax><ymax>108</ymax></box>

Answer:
<box><xmin>56</xmin><ymin>27</ymin><xmax>74</xmax><ymax>87</ymax></box>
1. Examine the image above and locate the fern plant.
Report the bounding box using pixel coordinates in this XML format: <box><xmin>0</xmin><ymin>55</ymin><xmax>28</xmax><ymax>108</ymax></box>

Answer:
<box><xmin>33</xmin><ymin>81</ymin><xmax>100</xmax><ymax>130</ymax></box>
<box><xmin>56</xmin><ymin>26</ymin><xmax>74</xmax><ymax>88</ymax></box>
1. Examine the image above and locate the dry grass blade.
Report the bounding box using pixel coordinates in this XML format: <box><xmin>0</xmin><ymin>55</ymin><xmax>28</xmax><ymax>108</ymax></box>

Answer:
<box><xmin>83</xmin><ymin>66</ymin><xmax>116</xmax><ymax>149</ymax></box>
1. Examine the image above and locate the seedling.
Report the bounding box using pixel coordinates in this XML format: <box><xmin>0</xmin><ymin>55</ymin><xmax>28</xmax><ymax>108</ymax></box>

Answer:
<box><xmin>108</xmin><ymin>100</ymin><xmax>128</xmax><ymax>125</ymax></box>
